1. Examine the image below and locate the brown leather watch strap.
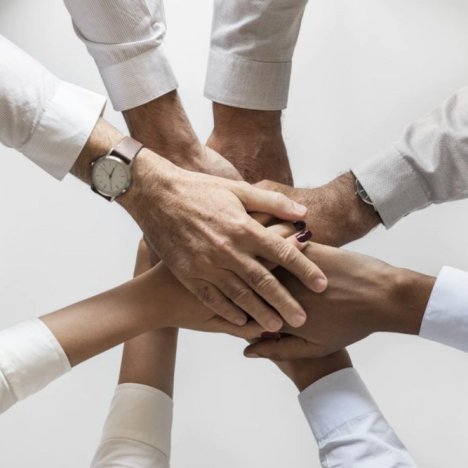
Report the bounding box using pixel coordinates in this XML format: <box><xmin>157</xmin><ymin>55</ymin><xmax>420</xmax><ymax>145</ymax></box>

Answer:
<box><xmin>111</xmin><ymin>136</ymin><xmax>144</xmax><ymax>164</ymax></box>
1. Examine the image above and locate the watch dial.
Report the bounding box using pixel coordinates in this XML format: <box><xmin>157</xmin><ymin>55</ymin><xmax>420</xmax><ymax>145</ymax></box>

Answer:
<box><xmin>92</xmin><ymin>157</ymin><xmax>131</xmax><ymax>197</ymax></box>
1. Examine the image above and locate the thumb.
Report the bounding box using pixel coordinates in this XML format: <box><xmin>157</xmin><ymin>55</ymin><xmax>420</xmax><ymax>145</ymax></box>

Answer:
<box><xmin>235</xmin><ymin>184</ymin><xmax>307</xmax><ymax>221</ymax></box>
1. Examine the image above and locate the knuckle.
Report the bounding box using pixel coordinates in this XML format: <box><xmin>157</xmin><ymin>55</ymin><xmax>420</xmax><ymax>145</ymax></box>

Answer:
<box><xmin>196</xmin><ymin>285</ymin><xmax>218</xmax><ymax>306</ymax></box>
<box><xmin>247</xmin><ymin>268</ymin><xmax>271</xmax><ymax>288</ymax></box>
<box><xmin>231</xmin><ymin>286</ymin><xmax>255</xmax><ymax>305</ymax></box>
<box><xmin>275</xmin><ymin>241</ymin><xmax>297</xmax><ymax>265</ymax></box>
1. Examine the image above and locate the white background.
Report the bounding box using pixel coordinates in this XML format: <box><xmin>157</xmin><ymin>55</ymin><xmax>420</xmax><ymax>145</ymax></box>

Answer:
<box><xmin>1</xmin><ymin>0</ymin><xmax>468</xmax><ymax>466</ymax></box>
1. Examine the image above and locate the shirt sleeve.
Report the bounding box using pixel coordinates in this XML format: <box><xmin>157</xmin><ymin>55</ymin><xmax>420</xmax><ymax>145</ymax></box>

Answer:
<box><xmin>419</xmin><ymin>266</ymin><xmax>468</xmax><ymax>352</ymax></box>
<box><xmin>91</xmin><ymin>383</ymin><xmax>173</xmax><ymax>468</ymax></box>
<box><xmin>204</xmin><ymin>0</ymin><xmax>308</xmax><ymax>111</ymax></box>
<box><xmin>63</xmin><ymin>0</ymin><xmax>178</xmax><ymax>112</ymax></box>
<box><xmin>299</xmin><ymin>368</ymin><xmax>416</xmax><ymax>468</ymax></box>
<box><xmin>0</xmin><ymin>35</ymin><xmax>106</xmax><ymax>180</ymax></box>
<box><xmin>0</xmin><ymin>319</ymin><xmax>71</xmax><ymax>414</ymax></box>
<box><xmin>353</xmin><ymin>86</ymin><xmax>468</xmax><ymax>228</ymax></box>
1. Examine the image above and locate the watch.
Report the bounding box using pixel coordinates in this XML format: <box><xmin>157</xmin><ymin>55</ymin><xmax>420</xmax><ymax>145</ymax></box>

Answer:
<box><xmin>91</xmin><ymin>137</ymin><xmax>144</xmax><ymax>201</ymax></box>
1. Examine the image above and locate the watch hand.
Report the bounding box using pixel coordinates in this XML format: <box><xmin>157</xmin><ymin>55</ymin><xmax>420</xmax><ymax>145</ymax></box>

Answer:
<box><xmin>110</xmin><ymin>167</ymin><xmax>116</xmax><ymax>178</ymax></box>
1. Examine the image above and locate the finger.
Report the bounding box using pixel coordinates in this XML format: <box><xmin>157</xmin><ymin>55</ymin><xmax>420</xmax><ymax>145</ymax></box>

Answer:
<box><xmin>250</xmin><ymin>212</ymin><xmax>276</xmax><ymax>226</ymax></box>
<box><xmin>217</xmin><ymin>272</ymin><xmax>284</xmax><ymax>332</ymax></box>
<box><xmin>234</xmin><ymin>184</ymin><xmax>307</xmax><ymax>221</ymax></box>
<box><xmin>190</xmin><ymin>280</ymin><xmax>248</xmax><ymax>327</ymax></box>
<box><xmin>244</xmin><ymin>336</ymin><xmax>322</xmax><ymax>360</ymax></box>
<box><xmin>262</xmin><ymin>230</ymin><xmax>310</xmax><ymax>270</ymax></box>
<box><xmin>259</xmin><ymin>233</ymin><xmax>328</xmax><ymax>293</ymax></box>
<box><xmin>209</xmin><ymin>316</ymin><xmax>264</xmax><ymax>340</ymax></box>
<box><xmin>265</xmin><ymin>222</ymin><xmax>297</xmax><ymax>238</ymax></box>
<box><xmin>235</xmin><ymin>258</ymin><xmax>307</xmax><ymax>328</ymax></box>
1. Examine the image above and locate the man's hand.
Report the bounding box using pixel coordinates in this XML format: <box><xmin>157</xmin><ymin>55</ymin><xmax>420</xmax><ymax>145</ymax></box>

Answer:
<box><xmin>244</xmin><ymin>242</ymin><xmax>436</xmax><ymax>359</ymax></box>
<box><xmin>255</xmin><ymin>175</ymin><xmax>382</xmax><ymax>247</ymax></box>
<box><xmin>122</xmin><ymin>155</ymin><xmax>328</xmax><ymax>332</ymax></box>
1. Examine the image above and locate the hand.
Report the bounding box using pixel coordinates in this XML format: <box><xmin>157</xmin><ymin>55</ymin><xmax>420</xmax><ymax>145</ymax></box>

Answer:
<box><xmin>122</xmin><ymin>152</ymin><xmax>328</xmax><ymax>332</ymax></box>
<box><xmin>255</xmin><ymin>174</ymin><xmax>382</xmax><ymax>247</ymax></box>
<box><xmin>136</xmin><ymin>223</ymin><xmax>310</xmax><ymax>339</ymax></box>
<box><xmin>244</xmin><ymin>242</ymin><xmax>436</xmax><ymax>359</ymax></box>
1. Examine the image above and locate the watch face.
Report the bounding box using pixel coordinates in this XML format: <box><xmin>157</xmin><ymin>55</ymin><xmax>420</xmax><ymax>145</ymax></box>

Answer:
<box><xmin>91</xmin><ymin>155</ymin><xmax>131</xmax><ymax>198</ymax></box>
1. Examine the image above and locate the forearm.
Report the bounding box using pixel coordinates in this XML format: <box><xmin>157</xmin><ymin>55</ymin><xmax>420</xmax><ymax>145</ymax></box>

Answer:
<box><xmin>119</xmin><ymin>329</ymin><xmax>178</xmax><ymax>398</ymax></box>
<box><xmin>40</xmin><ymin>269</ymin><xmax>172</xmax><ymax>367</ymax></box>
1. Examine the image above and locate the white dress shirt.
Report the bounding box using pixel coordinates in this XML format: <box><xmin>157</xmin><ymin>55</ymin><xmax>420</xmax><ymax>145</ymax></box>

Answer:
<box><xmin>353</xmin><ymin>86</ymin><xmax>468</xmax><ymax>228</ymax></box>
<box><xmin>64</xmin><ymin>0</ymin><xmax>307</xmax><ymax>111</ymax></box>
<box><xmin>0</xmin><ymin>35</ymin><xmax>106</xmax><ymax>180</ymax></box>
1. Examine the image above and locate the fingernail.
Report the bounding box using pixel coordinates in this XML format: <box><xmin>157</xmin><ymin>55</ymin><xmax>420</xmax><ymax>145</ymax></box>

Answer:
<box><xmin>313</xmin><ymin>277</ymin><xmax>328</xmax><ymax>292</ymax></box>
<box><xmin>261</xmin><ymin>332</ymin><xmax>281</xmax><ymax>339</ymax></box>
<box><xmin>235</xmin><ymin>316</ymin><xmax>248</xmax><ymax>326</ymax></box>
<box><xmin>290</xmin><ymin>312</ymin><xmax>307</xmax><ymax>328</ymax></box>
<box><xmin>296</xmin><ymin>230</ymin><xmax>312</xmax><ymax>243</ymax></box>
<box><xmin>267</xmin><ymin>318</ymin><xmax>282</xmax><ymax>332</ymax></box>
<box><xmin>293</xmin><ymin>221</ymin><xmax>306</xmax><ymax>231</ymax></box>
<box><xmin>293</xmin><ymin>202</ymin><xmax>307</xmax><ymax>215</ymax></box>
<box><xmin>245</xmin><ymin>352</ymin><xmax>260</xmax><ymax>358</ymax></box>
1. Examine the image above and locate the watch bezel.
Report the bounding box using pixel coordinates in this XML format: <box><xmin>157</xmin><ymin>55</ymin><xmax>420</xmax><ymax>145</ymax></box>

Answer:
<box><xmin>91</xmin><ymin>154</ymin><xmax>132</xmax><ymax>201</ymax></box>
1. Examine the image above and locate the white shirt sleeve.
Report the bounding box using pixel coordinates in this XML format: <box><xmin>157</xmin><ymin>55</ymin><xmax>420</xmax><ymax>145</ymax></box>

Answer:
<box><xmin>299</xmin><ymin>368</ymin><xmax>416</xmax><ymax>468</ymax></box>
<box><xmin>419</xmin><ymin>266</ymin><xmax>468</xmax><ymax>352</ymax></box>
<box><xmin>0</xmin><ymin>35</ymin><xmax>106</xmax><ymax>180</ymax></box>
<box><xmin>205</xmin><ymin>0</ymin><xmax>308</xmax><ymax>111</ymax></box>
<box><xmin>353</xmin><ymin>86</ymin><xmax>468</xmax><ymax>228</ymax></box>
<box><xmin>63</xmin><ymin>0</ymin><xmax>178</xmax><ymax>112</ymax></box>
<box><xmin>91</xmin><ymin>383</ymin><xmax>173</xmax><ymax>468</ymax></box>
<box><xmin>0</xmin><ymin>319</ymin><xmax>71</xmax><ymax>414</ymax></box>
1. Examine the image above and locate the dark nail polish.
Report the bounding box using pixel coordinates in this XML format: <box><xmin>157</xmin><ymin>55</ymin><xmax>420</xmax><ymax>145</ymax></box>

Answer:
<box><xmin>296</xmin><ymin>230</ymin><xmax>312</xmax><ymax>243</ymax></box>
<box><xmin>293</xmin><ymin>221</ymin><xmax>307</xmax><ymax>231</ymax></box>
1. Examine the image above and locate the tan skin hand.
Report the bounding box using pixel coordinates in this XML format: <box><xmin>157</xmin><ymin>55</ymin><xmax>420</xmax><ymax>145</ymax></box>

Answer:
<box><xmin>245</xmin><ymin>242</ymin><xmax>436</xmax><ymax>360</ymax></box>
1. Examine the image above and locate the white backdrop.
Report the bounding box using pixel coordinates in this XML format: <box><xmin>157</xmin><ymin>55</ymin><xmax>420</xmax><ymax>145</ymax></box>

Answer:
<box><xmin>1</xmin><ymin>0</ymin><xmax>468</xmax><ymax>467</ymax></box>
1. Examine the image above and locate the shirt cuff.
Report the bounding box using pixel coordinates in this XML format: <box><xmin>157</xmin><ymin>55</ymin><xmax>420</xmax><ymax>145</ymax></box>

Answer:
<box><xmin>95</xmin><ymin>46</ymin><xmax>178</xmax><ymax>112</ymax></box>
<box><xmin>204</xmin><ymin>49</ymin><xmax>291</xmax><ymax>111</ymax></box>
<box><xmin>21</xmin><ymin>81</ymin><xmax>106</xmax><ymax>180</ymax></box>
<box><xmin>298</xmin><ymin>368</ymin><xmax>380</xmax><ymax>442</ymax></box>
<box><xmin>352</xmin><ymin>145</ymin><xmax>431</xmax><ymax>228</ymax></box>
<box><xmin>420</xmin><ymin>266</ymin><xmax>468</xmax><ymax>352</ymax></box>
<box><xmin>0</xmin><ymin>319</ymin><xmax>71</xmax><ymax>413</ymax></box>
<box><xmin>100</xmin><ymin>383</ymin><xmax>173</xmax><ymax>457</ymax></box>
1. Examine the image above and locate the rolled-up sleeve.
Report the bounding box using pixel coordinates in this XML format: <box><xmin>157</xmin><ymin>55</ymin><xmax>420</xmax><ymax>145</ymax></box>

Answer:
<box><xmin>353</xmin><ymin>86</ymin><xmax>468</xmax><ymax>227</ymax></box>
<box><xmin>91</xmin><ymin>383</ymin><xmax>173</xmax><ymax>468</ymax></box>
<box><xmin>0</xmin><ymin>35</ymin><xmax>106</xmax><ymax>180</ymax></box>
<box><xmin>64</xmin><ymin>0</ymin><xmax>178</xmax><ymax>111</ymax></box>
<box><xmin>205</xmin><ymin>0</ymin><xmax>309</xmax><ymax>111</ymax></box>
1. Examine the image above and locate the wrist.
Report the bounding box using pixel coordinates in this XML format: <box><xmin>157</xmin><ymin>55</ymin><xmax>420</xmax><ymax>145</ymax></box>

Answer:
<box><xmin>117</xmin><ymin>149</ymin><xmax>181</xmax><ymax>222</ymax></box>
<box><xmin>123</xmin><ymin>91</ymin><xmax>203</xmax><ymax>171</ymax></box>
<box><xmin>381</xmin><ymin>268</ymin><xmax>436</xmax><ymax>335</ymax></box>
<box><xmin>282</xmin><ymin>352</ymin><xmax>353</xmax><ymax>392</ymax></box>
<box><xmin>212</xmin><ymin>102</ymin><xmax>282</xmax><ymax>135</ymax></box>
<box><xmin>327</xmin><ymin>172</ymin><xmax>382</xmax><ymax>244</ymax></box>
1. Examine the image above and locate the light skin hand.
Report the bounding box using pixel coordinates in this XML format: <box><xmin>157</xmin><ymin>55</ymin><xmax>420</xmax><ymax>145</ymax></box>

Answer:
<box><xmin>244</xmin><ymin>242</ymin><xmax>436</xmax><ymax>360</ymax></box>
<box><xmin>255</xmin><ymin>175</ymin><xmax>382</xmax><ymax>247</ymax></box>
<box><xmin>71</xmin><ymin>118</ymin><xmax>329</xmax><ymax>332</ymax></box>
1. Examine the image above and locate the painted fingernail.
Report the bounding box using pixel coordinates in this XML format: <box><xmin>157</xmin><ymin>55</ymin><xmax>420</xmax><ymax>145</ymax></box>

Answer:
<box><xmin>293</xmin><ymin>202</ymin><xmax>307</xmax><ymax>215</ymax></box>
<box><xmin>293</xmin><ymin>221</ymin><xmax>306</xmax><ymax>231</ymax></box>
<box><xmin>313</xmin><ymin>277</ymin><xmax>328</xmax><ymax>292</ymax></box>
<box><xmin>245</xmin><ymin>352</ymin><xmax>260</xmax><ymax>358</ymax></box>
<box><xmin>261</xmin><ymin>332</ymin><xmax>281</xmax><ymax>339</ymax></box>
<box><xmin>296</xmin><ymin>230</ymin><xmax>312</xmax><ymax>243</ymax></box>
<box><xmin>290</xmin><ymin>312</ymin><xmax>307</xmax><ymax>328</ymax></box>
